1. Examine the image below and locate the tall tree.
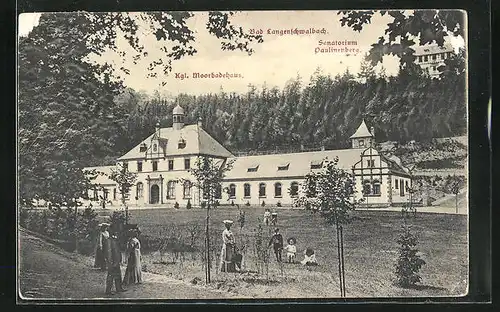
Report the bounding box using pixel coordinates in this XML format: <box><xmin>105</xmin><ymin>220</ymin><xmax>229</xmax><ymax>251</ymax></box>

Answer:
<box><xmin>294</xmin><ymin>157</ymin><xmax>361</xmax><ymax>297</ymax></box>
<box><xmin>18</xmin><ymin>11</ymin><xmax>263</xmax><ymax>207</ymax></box>
<box><xmin>183</xmin><ymin>156</ymin><xmax>234</xmax><ymax>284</ymax></box>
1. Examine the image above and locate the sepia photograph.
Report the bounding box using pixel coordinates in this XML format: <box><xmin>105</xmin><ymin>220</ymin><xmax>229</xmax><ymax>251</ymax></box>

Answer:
<box><xmin>17</xmin><ymin>9</ymin><xmax>469</xmax><ymax>301</ymax></box>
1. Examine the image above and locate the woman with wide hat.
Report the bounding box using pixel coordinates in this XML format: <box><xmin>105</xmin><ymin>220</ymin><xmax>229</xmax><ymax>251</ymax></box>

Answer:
<box><xmin>219</xmin><ymin>220</ymin><xmax>235</xmax><ymax>272</ymax></box>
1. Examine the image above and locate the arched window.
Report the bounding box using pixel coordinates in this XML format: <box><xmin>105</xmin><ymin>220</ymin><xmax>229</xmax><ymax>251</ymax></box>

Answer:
<box><xmin>244</xmin><ymin>183</ymin><xmax>251</xmax><ymax>198</ymax></box>
<box><xmin>290</xmin><ymin>182</ymin><xmax>299</xmax><ymax>197</ymax></box>
<box><xmin>136</xmin><ymin>182</ymin><xmax>144</xmax><ymax>199</ymax></box>
<box><xmin>306</xmin><ymin>180</ymin><xmax>316</xmax><ymax>197</ymax></box>
<box><xmin>259</xmin><ymin>183</ymin><xmax>266</xmax><ymax>197</ymax></box>
<box><xmin>167</xmin><ymin>181</ymin><xmax>176</xmax><ymax>199</ymax></box>
<box><xmin>274</xmin><ymin>182</ymin><xmax>282</xmax><ymax>198</ymax></box>
<box><xmin>153</xmin><ymin>143</ymin><xmax>157</xmax><ymax>152</ymax></box>
<box><xmin>229</xmin><ymin>184</ymin><xmax>236</xmax><ymax>198</ymax></box>
<box><xmin>372</xmin><ymin>179</ymin><xmax>381</xmax><ymax>195</ymax></box>
<box><xmin>363</xmin><ymin>179</ymin><xmax>372</xmax><ymax>195</ymax></box>
<box><xmin>183</xmin><ymin>180</ymin><xmax>192</xmax><ymax>199</ymax></box>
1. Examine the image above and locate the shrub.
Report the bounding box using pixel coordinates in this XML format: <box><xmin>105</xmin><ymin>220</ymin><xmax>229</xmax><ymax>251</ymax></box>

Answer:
<box><xmin>395</xmin><ymin>224</ymin><xmax>426</xmax><ymax>288</ymax></box>
<box><xmin>174</xmin><ymin>202</ymin><xmax>180</xmax><ymax>209</ymax></box>
<box><xmin>186</xmin><ymin>199</ymin><xmax>192</xmax><ymax>209</ymax></box>
<box><xmin>245</xmin><ymin>201</ymin><xmax>250</xmax><ymax>206</ymax></box>
<box><xmin>277</xmin><ymin>201</ymin><xmax>282</xmax><ymax>207</ymax></box>
<box><xmin>261</xmin><ymin>201</ymin><xmax>266</xmax><ymax>207</ymax></box>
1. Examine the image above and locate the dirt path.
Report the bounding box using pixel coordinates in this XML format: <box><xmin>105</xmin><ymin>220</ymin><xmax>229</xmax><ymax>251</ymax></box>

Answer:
<box><xmin>19</xmin><ymin>229</ymin><xmax>242</xmax><ymax>300</ymax></box>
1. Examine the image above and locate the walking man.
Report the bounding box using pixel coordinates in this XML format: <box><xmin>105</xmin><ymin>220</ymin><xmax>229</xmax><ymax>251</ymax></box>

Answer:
<box><xmin>105</xmin><ymin>229</ymin><xmax>126</xmax><ymax>295</ymax></box>
<box><xmin>268</xmin><ymin>228</ymin><xmax>283</xmax><ymax>262</ymax></box>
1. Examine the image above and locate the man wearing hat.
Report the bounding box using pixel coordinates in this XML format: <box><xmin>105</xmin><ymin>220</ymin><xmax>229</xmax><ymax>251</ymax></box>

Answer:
<box><xmin>105</xmin><ymin>228</ymin><xmax>126</xmax><ymax>295</ymax></box>
<box><xmin>94</xmin><ymin>223</ymin><xmax>110</xmax><ymax>270</ymax></box>
<box><xmin>268</xmin><ymin>228</ymin><xmax>283</xmax><ymax>262</ymax></box>
<box><xmin>220</xmin><ymin>220</ymin><xmax>235</xmax><ymax>272</ymax></box>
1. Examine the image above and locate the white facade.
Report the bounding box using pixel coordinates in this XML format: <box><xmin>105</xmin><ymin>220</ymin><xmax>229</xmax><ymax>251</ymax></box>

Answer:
<box><xmin>84</xmin><ymin>108</ymin><xmax>413</xmax><ymax>209</ymax></box>
<box><xmin>414</xmin><ymin>44</ymin><xmax>454</xmax><ymax>78</ymax></box>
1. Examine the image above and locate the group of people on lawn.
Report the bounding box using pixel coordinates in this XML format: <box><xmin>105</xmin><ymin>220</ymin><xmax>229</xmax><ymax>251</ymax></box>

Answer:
<box><xmin>94</xmin><ymin>223</ymin><xmax>142</xmax><ymax>295</ymax></box>
<box><xmin>220</xmin><ymin>209</ymin><xmax>318</xmax><ymax>273</ymax></box>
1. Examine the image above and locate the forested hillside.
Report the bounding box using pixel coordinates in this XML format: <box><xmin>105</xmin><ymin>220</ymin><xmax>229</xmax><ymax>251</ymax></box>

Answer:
<box><xmin>111</xmin><ymin>68</ymin><xmax>466</xmax><ymax>165</ymax></box>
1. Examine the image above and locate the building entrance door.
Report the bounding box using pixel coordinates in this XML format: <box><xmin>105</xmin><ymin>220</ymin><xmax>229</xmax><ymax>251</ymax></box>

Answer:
<box><xmin>150</xmin><ymin>184</ymin><xmax>160</xmax><ymax>204</ymax></box>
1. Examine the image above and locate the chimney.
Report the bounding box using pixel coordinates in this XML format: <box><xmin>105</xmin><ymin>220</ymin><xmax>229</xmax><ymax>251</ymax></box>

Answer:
<box><xmin>197</xmin><ymin>117</ymin><xmax>203</xmax><ymax>128</ymax></box>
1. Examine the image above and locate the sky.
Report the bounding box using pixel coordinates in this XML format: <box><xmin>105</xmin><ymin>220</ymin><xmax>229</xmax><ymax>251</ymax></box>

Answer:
<box><xmin>18</xmin><ymin>11</ymin><xmax>465</xmax><ymax>96</ymax></box>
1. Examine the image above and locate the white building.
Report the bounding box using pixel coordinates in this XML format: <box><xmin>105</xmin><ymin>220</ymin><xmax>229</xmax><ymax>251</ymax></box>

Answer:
<box><xmin>414</xmin><ymin>44</ymin><xmax>454</xmax><ymax>78</ymax></box>
<box><xmin>85</xmin><ymin>106</ymin><xmax>412</xmax><ymax>209</ymax></box>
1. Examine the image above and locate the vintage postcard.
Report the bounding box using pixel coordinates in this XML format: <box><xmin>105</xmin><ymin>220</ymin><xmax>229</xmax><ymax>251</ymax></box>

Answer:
<box><xmin>17</xmin><ymin>10</ymin><xmax>468</xmax><ymax>301</ymax></box>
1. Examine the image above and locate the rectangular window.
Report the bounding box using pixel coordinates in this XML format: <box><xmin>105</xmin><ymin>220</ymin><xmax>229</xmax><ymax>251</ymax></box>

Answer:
<box><xmin>167</xmin><ymin>182</ymin><xmax>175</xmax><ymax>199</ymax></box>
<box><xmin>424</xmin><ymin>55</ymin><xmax>428</xmax><ymax>62</ymax></box>
<box><xmin>418</xmin><ymin>56</ymin><xmax>422</xmax><ymax>62</ymax></box>
<box><xmin>168</xmin><ymin>159</ymin><xmax>174</xmax><ymax>171</ymax></box>
<box><xmin>395</xmin><ymin>179</ymin><xmax>399</xmax><ymax>189</ymax></box>
<box><xmin>152</xmin><ymin>161</ymin><xmax>158</xmax><ymax>172</ymax></box>
<box><xmin>310</xmin><ymin>160</ymin><xmax>322</xmax><ymax>169</ymax></box>
<box><xmin>432</xmin><ymin>54</ymin><xmax>436</xmax><ymax>60</ymax></box>
<box><xmin>229</xmin><ymin>184</ymin><xmax>236</xmax><ymax>198</ymax></box>
<box><xmin>366</xmin><ymin>159</ymin><xmax>375</xmax><ymax>167</ymax></box>
<box><xmin>359</xmin><ymin>139</ymin><xmax>365</xmax><ymax>146</ymax></box>
<box><xmin>184</xmin><ymin>158</ymin><xmax>190</xmax><ymax>170</ymax></box>
<box><xmin>400</xmin><ymin>180</ymin><xmax>405</xmax><ymax>196</ymax></box>
<box><xmin>123</xmin><ymin>162</ymin><xmax>128</xmax><ymax>171</ymax></box>
<box><xmin>137</xmin><ymin>161</ymin><xmax>142</xmax><ymax>172</ymax></box>
<box><xmin>139</xmin><ymin>143</ymin><xmax>147</xmax><ymax>152</ymax></box>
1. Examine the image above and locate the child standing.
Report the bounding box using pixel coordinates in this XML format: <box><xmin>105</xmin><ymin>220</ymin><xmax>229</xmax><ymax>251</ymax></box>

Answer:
<box><xmin>284</xmin><ymin>238</ymin><xmax>297</xmax><ymax>263</ymax></box>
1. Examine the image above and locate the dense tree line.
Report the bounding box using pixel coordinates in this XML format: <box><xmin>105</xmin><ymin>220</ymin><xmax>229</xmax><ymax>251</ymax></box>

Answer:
<box><xmin>113</xmin><ymin>67</ymin><xmax>466</xmax><ymax>164</ymax></box>
<box><xmin>18</xmin><ymin>11</ymin><xmax>467</xmax><ymax>206</ymax></box>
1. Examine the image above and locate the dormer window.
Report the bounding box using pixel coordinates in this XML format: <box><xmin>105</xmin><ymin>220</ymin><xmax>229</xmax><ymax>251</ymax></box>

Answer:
<box><xmin>277</xmin><ymin>163</ymin><xmax>289</xmax><ymax>171</ymax></box>
<box><xmin>139</xmin><ymin>143</ymin><xmax>147</xmax><ymax>152</ymax></box>
<box><xmin>178</xmin><ymin>138</ymin><xmax>186</xmax><ymax>149</ymax></box>
<box><xmin>310</xmin><ymin>160</ymin><xmax>323</xmax><ymax>169</ymax></box>
<box><xmin>247</xmin><ymin>165</ymin><xmax>259</xmax><ymax>172</ymax></box>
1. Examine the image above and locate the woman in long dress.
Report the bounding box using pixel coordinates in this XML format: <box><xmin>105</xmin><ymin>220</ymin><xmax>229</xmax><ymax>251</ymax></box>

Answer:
<box><xmin>219</xmin><ymin>220</ymin><xmax>235</xmax><ymax>272</ymax></box>
<box><xmin>94</xmin><ymin>223</ymin><xmax>110</xmax><ymax>270</ymax></box>
<box><xmin>123</xmin><ymin>229</ymin><xmax>142</xmax><ymax>285</ymax></box>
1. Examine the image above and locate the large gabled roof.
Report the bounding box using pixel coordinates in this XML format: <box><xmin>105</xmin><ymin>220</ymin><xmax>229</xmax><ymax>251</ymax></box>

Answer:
<box><xmin>225</xmin><ymin>149</ymin><xmax>366</xmax><ymax>180</ymax></box>
<box><xmin>117</xmin><ymin>124</ymin><xmax>234</xmax><ymax>161</ymax></box>
<box><xmin>350</xmin><ymin>120</ymin><xmax>374</xmax><ymax>139</ymax></box>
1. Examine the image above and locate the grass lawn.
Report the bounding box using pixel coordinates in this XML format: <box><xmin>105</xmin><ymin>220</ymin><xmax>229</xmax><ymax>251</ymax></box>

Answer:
<box><xmin>98</xmin><ymin>207</ymin><xmax>468</xmax><ymax>298</ymax></box>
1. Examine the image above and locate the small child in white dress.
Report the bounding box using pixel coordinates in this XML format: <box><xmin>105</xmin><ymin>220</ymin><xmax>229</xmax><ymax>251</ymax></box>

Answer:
<box><xmin>284</xmin><ymin>238</ymin><xmax>297</xmax><ymax>263</ymax></box>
